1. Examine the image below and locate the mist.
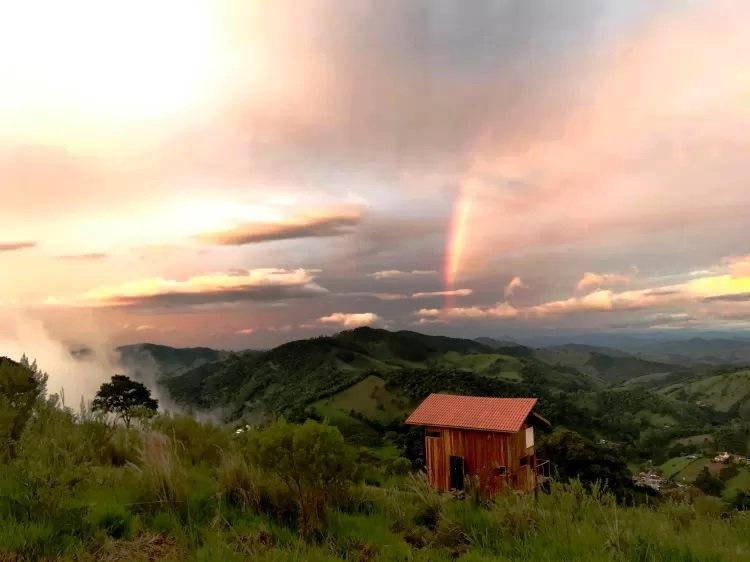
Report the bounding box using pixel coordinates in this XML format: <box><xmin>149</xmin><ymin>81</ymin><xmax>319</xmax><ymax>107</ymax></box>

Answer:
<box><xmin>0</xmin><ymin>312</ymin><xmax>174</xmax><ymax>411</ymax></box>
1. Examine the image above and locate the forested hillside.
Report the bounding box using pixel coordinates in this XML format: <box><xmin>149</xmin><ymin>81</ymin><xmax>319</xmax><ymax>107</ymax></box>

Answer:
<box><xmin>114</xmin><ymin>328</ymin><xmax>739</xmax><ymax>469</ymax></box>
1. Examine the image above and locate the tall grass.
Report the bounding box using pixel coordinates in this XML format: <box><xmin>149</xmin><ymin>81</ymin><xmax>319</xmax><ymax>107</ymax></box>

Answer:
<box><xmin>1</xmin><ymin>401</ymin><xmax>749</xmax><ymax>561</ymax></box>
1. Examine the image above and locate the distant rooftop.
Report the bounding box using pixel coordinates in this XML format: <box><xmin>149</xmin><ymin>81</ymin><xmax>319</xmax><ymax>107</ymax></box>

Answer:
<box><xmin>405</xmin><ymin>394</ymin><xmax>540</xmax><ymax>433</ymax></box>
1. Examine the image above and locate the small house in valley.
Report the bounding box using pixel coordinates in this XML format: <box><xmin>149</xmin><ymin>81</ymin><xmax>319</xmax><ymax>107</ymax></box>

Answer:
<box><xmin>406</xmin><ymin>394</ymin><xmax>550</xmax><ymax>495</ymax></box>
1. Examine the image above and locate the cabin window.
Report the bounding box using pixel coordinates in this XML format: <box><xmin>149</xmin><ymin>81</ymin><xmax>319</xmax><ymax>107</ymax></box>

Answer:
<box><xmin>494</xmin><ymin>466</ymin><xmax>507</xmax><ymax>476</ymax></box>
<box><xmin>525</xmin><ymin>426</ymin><xmax>534</xmax><ymax>448</ymax></box>
<box><xmin>426</xmin><ymin>429</ymin><xmax>441</xmax><ymax>438</ymax></box>
<box><xmin>520</xmin><ymin>456</ymin><xmax>529</xmax><ymax>467</ymax></box>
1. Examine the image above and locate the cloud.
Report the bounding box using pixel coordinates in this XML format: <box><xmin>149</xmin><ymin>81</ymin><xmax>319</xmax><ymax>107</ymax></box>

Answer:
<box><xmin>417</xmin><ymin>302</ymin><xmax>519</xmax><ymax>321</ymax></box>
<box><xmin>726</xmin><ymin>254</ymin><xmax>750</xmax><ymax>278</ymax></box>
<box><xmin>576</xmin><ymin>270</ymin><xmax>636</xmax><ymax>292</ymax></box>
<box><xmin>369</xmin><ymin>270</ymin><xmax>437</xmax><ymax>280</ymax></box>
<box><xmin>197</xmin><ymin>207</ymin><xmax>363</xmax><ymax>245</ymax></box>
<box><xmin>0</xmin><ymin>241</ymin><xmax>36</xmax><ymax>252</ymax></box>
<box><xmin>504</xmin><ymin>276</ymin><xmax>527</xmax><ymax>298</ymax></box>
<box><xmin>236</xmin><ymin>328</ymin><xmax>255</xmax><ymax>335</ymax></box>
<box><xmin>55</xmin><ymin>252</ymin><xmax>108</xmax><ymax>261</ymax></box>
<box><xmin>702</xmin><ymin>292</ymin><xmax>750</xmax><ymax>303</ymax></box>
<box><xmin>318</xmin><ymin>312</ymin><xmax>380</xmax><ymax>328</ymax></box>
<box><xmin>338</xmin><ymin>292</ymin><xmax>409</xmax><ymax>301</ymax></box>
<box><xmin>56</xmin><ymin>269</ymin><xmax>327</xmax><ymax>308</ymax></box>
<box><xmin>419</xmin><ymin>253</ymin><xmax>750</xmax><ymax>324</ymax></box>
<box><xmin>412</xmin><ymin>289</ymin><xmax>473</xmax><ymax>299</ymax></box>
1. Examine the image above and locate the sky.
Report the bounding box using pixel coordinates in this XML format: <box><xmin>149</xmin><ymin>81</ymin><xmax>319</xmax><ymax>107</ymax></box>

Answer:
<box><xmin>2</xmin><ymin>0</ymin><xmax>750</xmax><ymax>365</ymax></box>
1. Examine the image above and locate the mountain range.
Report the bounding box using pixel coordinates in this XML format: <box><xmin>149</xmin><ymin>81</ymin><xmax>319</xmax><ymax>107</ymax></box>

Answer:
<box><xmin>109</xmin><ymin>328</ymin><xmax>750</xmax><ymax>454</ymax></box>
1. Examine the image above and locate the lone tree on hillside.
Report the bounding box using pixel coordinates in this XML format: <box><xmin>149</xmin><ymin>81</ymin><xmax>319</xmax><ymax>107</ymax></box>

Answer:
<box><xmin>92</xmin><ymin>375</ymin><xmax>158</xmax><ymax>428</ymax></box>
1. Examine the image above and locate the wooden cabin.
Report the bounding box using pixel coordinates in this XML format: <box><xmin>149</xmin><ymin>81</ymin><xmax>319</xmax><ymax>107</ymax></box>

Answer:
<box><xmin>406</xmin><ymin>394</ymin><xmax>550</xmax><ymax>495</ymax></box>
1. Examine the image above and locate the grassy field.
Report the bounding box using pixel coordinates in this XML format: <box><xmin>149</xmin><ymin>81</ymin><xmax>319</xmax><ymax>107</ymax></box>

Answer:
<box><xmin>623</xmin><ymin>371</ymin><xmax>674</xmax><ymax>387</ymax></box>
<box><xmin>672</xmin><ymin>433</ymin><xmax>715</xmax><ymax>447</ymax></box>
<box><xmin>311</xmin><ymin>402</ymin><xmax>383</xmax><ymax>445</ymax></box>
<box><xmin>661</xmin><ymin>369</ymin><xmax>750</xmax><ymax>415</ymax></box>
<box><xmin>673</xmin><ymin>458</ymin><xmax>711</xmax><ymax>483</ymax></box>
<box><xmin>660</xmin><ymin>456</ymin><xmax>696</xmax><ymax>479</ymax></box>
<box><xmin>314</xmin><ymin>375</ymin><xmax>408</xmax><ymax>423</ymax></box>
<box><xmin>434</xmin><ymin>351</ymin><xmax>524</xmax><ymax>381</ymax></box>
<box><xmin>724</xmin><ymin>467</ymin><xmax>750</xmax><ymax>501</ymax></box>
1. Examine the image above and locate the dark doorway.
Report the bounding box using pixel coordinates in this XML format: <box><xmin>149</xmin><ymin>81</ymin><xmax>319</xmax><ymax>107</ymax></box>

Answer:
<box><xmin>449</xmin><ymin>455</ymin><xmax>465</xmax><ymax>490</ymax></box>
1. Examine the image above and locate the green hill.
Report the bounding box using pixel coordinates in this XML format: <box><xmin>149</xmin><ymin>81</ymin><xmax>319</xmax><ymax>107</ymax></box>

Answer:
<box><xmin>117</xmin><ymin>343</ymin><xmax>225</xmax><ymax>378</ymax></box>
<box><xmin>660</xmin><ymin>368</ymin><xmax>750</xmax><ymax>420</ymax></box>
<box><xmin>155</xmin><ymin>328</ymin><xmax>720</xmax><ymax>451</ymax></box>
<box><xmin>535</xmin><ymin>344</ymin><xmax>684</xmax><ymax>384</ymax></box>
<box><xmin>631</xmin><ymin>337</ymin><xmax>750</xmax><ymax>366</ymax></box>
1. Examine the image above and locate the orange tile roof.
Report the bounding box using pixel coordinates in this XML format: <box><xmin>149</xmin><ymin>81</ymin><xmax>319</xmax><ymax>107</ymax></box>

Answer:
<box><xmin>405</xmin><ymin>394</ymin><xmax>538</xmax><ymax>433</ymax></box>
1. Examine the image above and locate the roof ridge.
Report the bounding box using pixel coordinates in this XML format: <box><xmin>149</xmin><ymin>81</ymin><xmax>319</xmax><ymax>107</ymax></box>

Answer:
<box><xmin>405</xmin><ymin>394</ymin><xmax>539</xmax><ymax>433</ymax></box>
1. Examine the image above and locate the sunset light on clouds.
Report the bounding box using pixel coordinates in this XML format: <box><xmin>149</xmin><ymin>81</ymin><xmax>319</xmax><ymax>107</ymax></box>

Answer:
<box><xmin>3</xmin><ymin>0</ymin><xmax>750</xmax><ymax>352</ymax></box>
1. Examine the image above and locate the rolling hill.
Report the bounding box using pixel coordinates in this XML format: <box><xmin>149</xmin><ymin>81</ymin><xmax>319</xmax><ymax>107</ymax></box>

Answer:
<box><xmin>534</xmin><ymin>344</ymin><xmax>686</xmax><ymax>384</ymax></box>
<box><xmin>659</xmin><ymin>368</ymin><xmax>750</xmax><ymax>420</ymax></box>
<box><xmin>625</xmin><ymin>337</ymin><xmax>750</xmax><ymax>366</ymax></box>
<box><xmin>117</xmin><ymin>343</ymin><xmax>225</xmax><ymax>378</ymax></box>
<box><xmin>119</xmin><ymin>328</ymin><xmax>726</xmax><ymax>451</ymax></box>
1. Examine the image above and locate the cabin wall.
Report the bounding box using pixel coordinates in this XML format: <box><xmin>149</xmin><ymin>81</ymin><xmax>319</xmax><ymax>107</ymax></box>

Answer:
<box><xmin>424</xmin><ymin>424</ymin><xmax>536</xmax><ymax>495</ymax></box>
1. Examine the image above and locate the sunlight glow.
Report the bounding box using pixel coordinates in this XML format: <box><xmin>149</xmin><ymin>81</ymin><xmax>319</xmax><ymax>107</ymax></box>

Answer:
<box><xmin>0</xmin><ymin>1</ymin><xmax>236</xmax><ymax>150</ymax></box>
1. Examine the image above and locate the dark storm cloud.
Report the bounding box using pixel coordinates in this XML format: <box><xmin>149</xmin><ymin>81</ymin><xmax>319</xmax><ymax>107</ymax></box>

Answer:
<box><xmin>197</xmin><ymin>209</ymin><xmax>362</xmax><ymax>245</ymax></box>
<box><xmin>104</xmin><ymin>285</ymin><xmax>328</xmax><ymax>309</ymax></box>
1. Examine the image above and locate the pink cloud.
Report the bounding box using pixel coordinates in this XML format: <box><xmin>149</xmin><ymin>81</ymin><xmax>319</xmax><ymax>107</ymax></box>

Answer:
<box><xmin>504</xmin><ymin>276</ymin><xmax>527</xmax><ymax>298</ymax></box>
<box><xmin>576</xmin><ymin>270</ymin><xmax>636</xmax><ymax>292</ymax></box>
<box><xmin>52</xmin><ymin>268</ymin><xmax>327</xmax><ymax>308</ymax></box>
<box><xmin>412</xmin><ymin>289</ymin><xmax>473</xmax><ymax>299</ymax></box>
<box><xmin>196</xmin><ymin>206</ymin><xmax>363</xmax><ymax>245</ymax></box>
<box><xmin>369</xmin><ymin>270</ymin><xmax>437</xmax><ymax>280</ymax></box>
<box><xmin>318</xmin><ymin>312</ymin><xmax>380</xmax><ymax>328</ymax></box>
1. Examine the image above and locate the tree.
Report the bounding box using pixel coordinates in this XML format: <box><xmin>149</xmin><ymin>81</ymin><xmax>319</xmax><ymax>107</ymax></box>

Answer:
<box><xmin>694</xmin><ymin>466</ymin><xmax>724</xmax><ymax>497</ymax></box>
<box><xmin>730</xmin><ymin>490</ymin><xmax>750</xmax><ymax>511</ymax></box>
<box><xmin>537</xmin><ymin>428</ymin><xmax>634</xmax><ymax>499</ymax></box>
<box><xmin>92</xmin><ymin>375</ymin><xmax>158</xmax><ymax>428</ymax></box>
<box><xmin>248</xmin><ymin>419</ymin><xmax>356</xmax><ymax>538</ymax></box>
<box><xmin>0</xmin><ymin>356</ymin><xmax>47</xmax><ymax>460</ymax></box>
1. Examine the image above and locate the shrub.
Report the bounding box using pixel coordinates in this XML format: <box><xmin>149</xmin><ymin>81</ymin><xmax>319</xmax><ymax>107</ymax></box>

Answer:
<box><xmin>136</xmin><ymin>431</ymin><xmax>186</xmax><ymax>510</ymax></box>
<box><xmin>247</xmin><ymin>419</ymin><xmax>357</xmax><ymax>538</ymax></box>
<box><xmin>217</xmin><ymin>450</ymin><xmax>260</xmax><ymax>511</ymax></box>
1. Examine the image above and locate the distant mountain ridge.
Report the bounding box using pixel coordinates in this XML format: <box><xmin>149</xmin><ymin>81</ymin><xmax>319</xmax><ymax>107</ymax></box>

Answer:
<box><xmin>534</xmin><ymin>343</ymin><xmax>687</xmax><ymax>384</ymax></box>
<box><xmin>115</xmin><ymin>327</ymin><xmax>732</xmax><ymax>448</ymax></box>
<box><xmin>116</xmin><ymin>343</ymin><xmax>225</xmax><ymax>379</ymax></box>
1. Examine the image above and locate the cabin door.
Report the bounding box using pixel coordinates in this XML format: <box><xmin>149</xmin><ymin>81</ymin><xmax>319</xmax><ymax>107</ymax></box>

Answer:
<box><xmin>449</xmin><ymin>455</ymin><xmax>465</xmax><ymax>491</ymax></box>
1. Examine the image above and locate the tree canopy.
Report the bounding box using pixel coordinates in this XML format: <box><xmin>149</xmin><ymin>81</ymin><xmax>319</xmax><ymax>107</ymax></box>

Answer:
<box><xmin>0</xmin><ymin>355</ymin><xmax>47</xmax><ymax>460</ymax></box>
<box><xmin>537</xmin><ymin>427</ymin><xmax>634</xmax><ymax>499</ymax></box>
<box><xmin>92</xmin><ymin>375</ymin><xmax>158</xmax><ymax>427</ymax></box>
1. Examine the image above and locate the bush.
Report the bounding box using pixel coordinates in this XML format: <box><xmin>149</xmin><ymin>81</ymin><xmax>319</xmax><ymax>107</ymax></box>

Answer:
<box><xmin>247</xmin><ymin>419</ymin><xmax>357</xmax><ymax>538</ymax></box>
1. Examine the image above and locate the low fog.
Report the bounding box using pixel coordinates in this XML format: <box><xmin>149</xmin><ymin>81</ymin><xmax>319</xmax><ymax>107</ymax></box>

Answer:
<box><xmin>0</xmin><ymin>312</ymin><xmax>177</xmax><ymax>411</ymax></box>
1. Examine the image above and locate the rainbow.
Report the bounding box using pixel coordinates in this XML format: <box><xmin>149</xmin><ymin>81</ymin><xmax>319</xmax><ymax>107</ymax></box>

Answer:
<box><xmin>443</xmin><ymin>181</ymin><xmax>473</xmax><ymax>307</ymax></box>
